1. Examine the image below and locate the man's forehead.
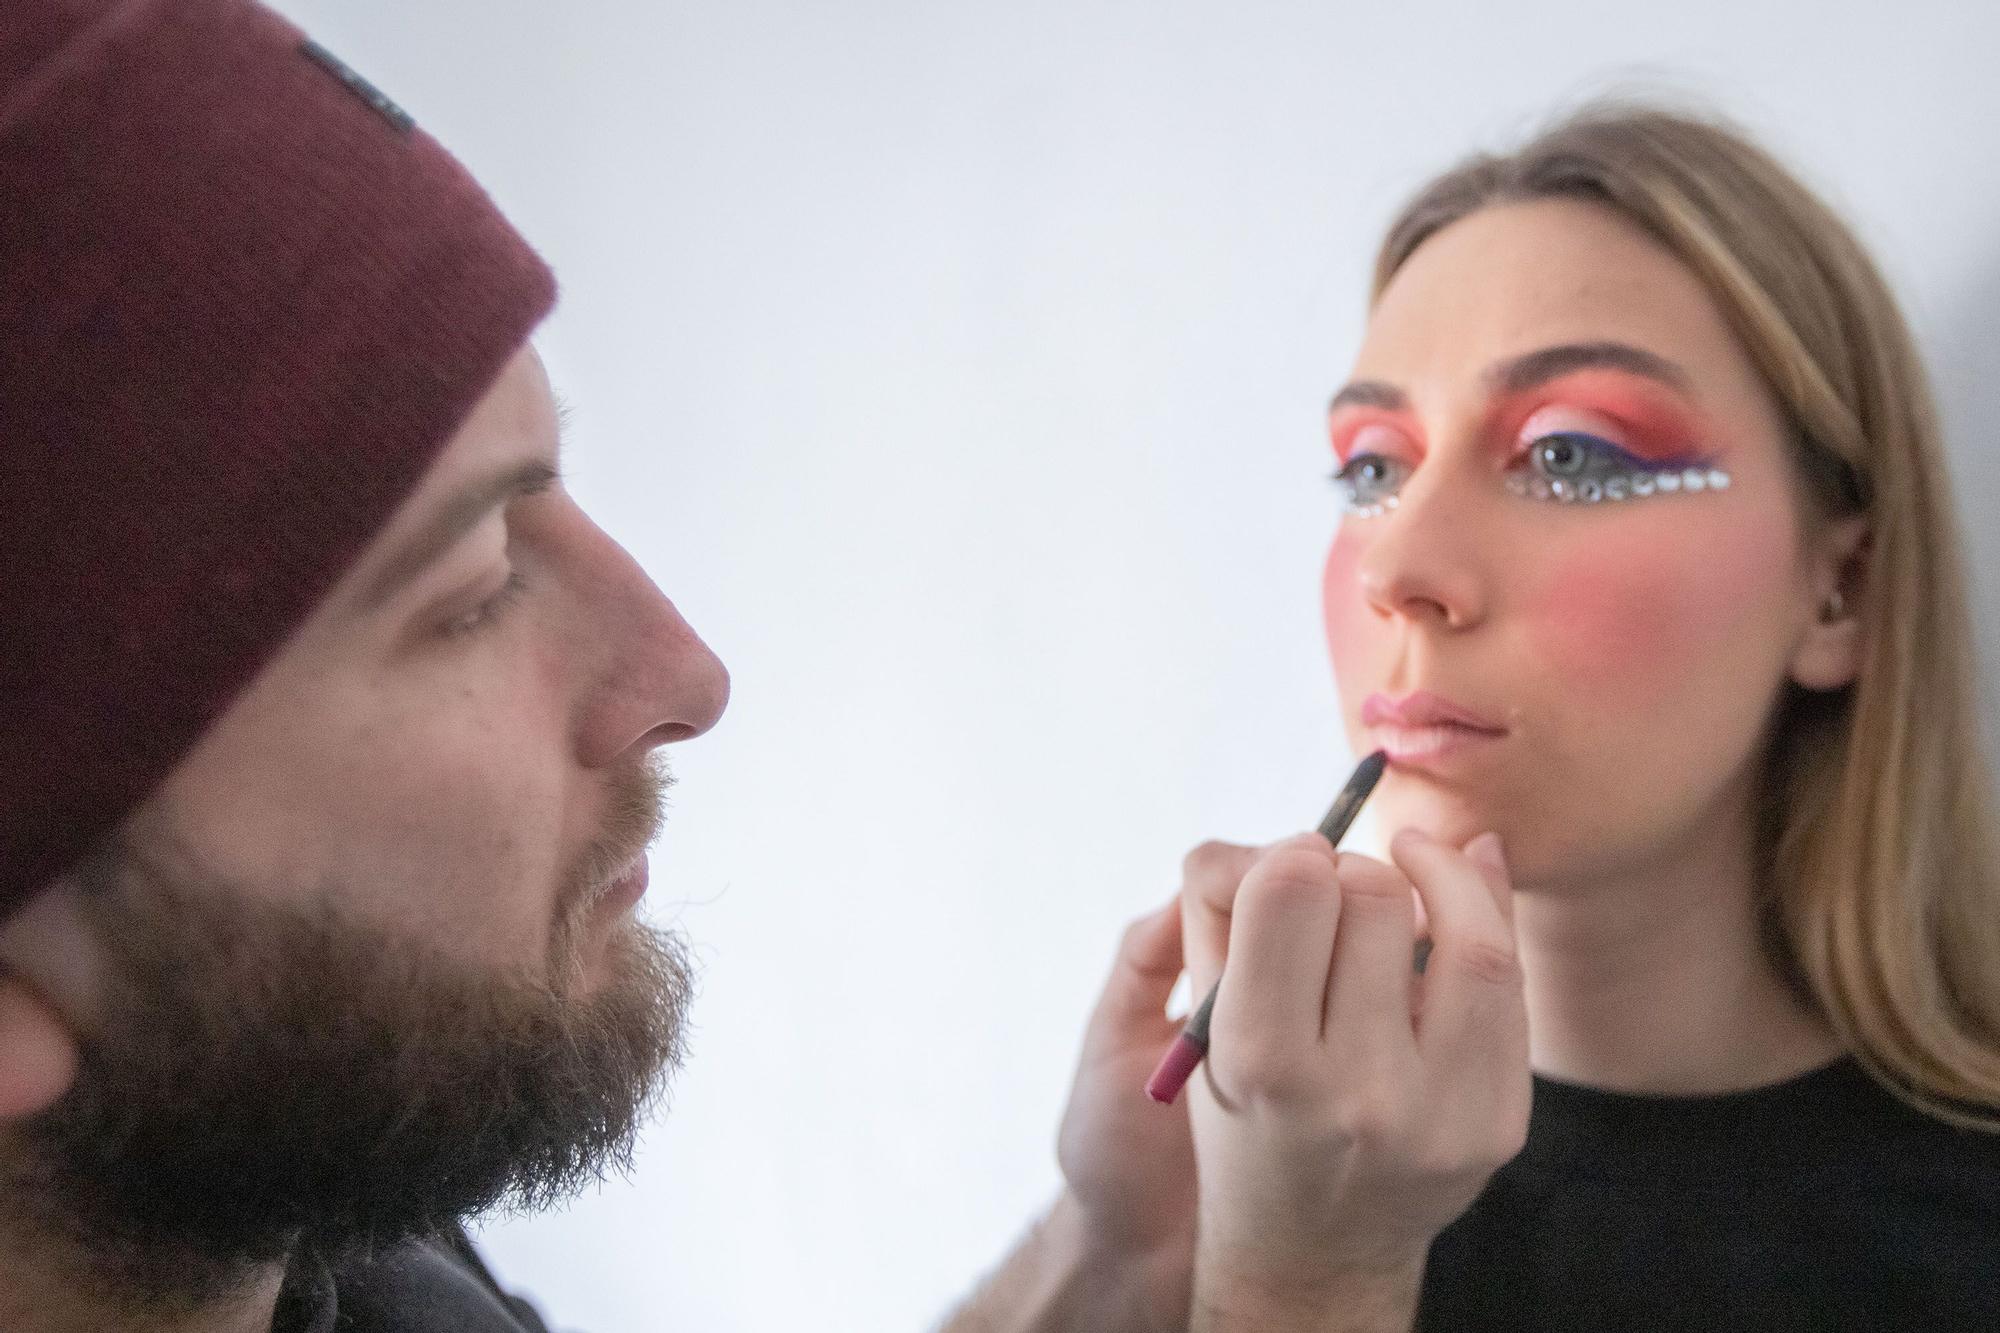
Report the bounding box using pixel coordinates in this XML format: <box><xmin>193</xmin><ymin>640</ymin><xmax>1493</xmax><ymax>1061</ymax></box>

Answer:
<box><xmin>337</xmin><ymin>346</ymin><xmax>563</xmax><ymax>613</ymax></box>
<box><xmin>414</xmin><ymin>345</ymin><xmax>561</xmax><ymax>503</ymax></box>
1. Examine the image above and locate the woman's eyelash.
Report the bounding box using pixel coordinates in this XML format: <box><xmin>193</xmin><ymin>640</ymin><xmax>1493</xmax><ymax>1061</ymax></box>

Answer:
<box><xmin>1330</xmin><ymin>454</ymin><xmax>1411</xmax><ymax>516</ymax></box>
<box><xmin>440</xmin><ymin>569</ymin><xmax>529</xmax><ymax>639</ymax></box>
<box><xmin>1507</xmin><ymin>430</ymin><xmax>1729</xmax><ymax>504</ymax></box>
<box><xmin>1330</xmin><ymin>430</ymin><xmax>1731</xmax><ymax>515</ymax></box>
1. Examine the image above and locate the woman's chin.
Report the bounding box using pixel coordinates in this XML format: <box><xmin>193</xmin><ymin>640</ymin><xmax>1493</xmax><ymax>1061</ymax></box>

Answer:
<box><xmin>1369</xmin><ymin>784</ymin><xmax>1503</xmax><ymax>851</ymax></box>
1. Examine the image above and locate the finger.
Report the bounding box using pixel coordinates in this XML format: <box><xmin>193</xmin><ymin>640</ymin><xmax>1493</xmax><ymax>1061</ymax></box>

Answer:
<box><xmin>1398</xmin><ymin>830</ymin><xmax>1525</xmax><ymax>1074</ymax></box>
<box><xmin>1464</xmin><ymin>831</ymin><xmax>1514</xmax><ymax>928</ymax></box>
<box><xmin>1178</xmin><ymin>840</ymin><xmax>1260</xmax><ymax>997</ymax></box>
<box><xmin>1322</xmin><ymin>850</ymin><xmax>1419</xmax><ymax>1068</ymax></box>
<box><xmin>1209</xmin><ymin>834</ymin><xmax>1343</xmax><ymax>1066</ymax></box>
<box><xmin>1086</xmin><ymin>898</ymin><xmax>1185</xmax><ymax>1042</ymax></box>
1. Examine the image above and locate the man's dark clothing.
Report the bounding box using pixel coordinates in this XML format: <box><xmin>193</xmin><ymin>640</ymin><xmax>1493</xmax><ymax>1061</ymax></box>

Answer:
<box><xmin>1417</xmin><ymin>1056</ymin><xmax>2000</xmax><ymax>1330</ymax></box>
<box><xmin>273</xmin><ymin>1224</ymin><xmax>551</xmax><ymax>1332</ymax></box>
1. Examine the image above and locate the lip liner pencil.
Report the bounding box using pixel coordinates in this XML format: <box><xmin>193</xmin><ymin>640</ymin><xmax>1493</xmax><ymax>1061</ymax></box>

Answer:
<box><xmin>1143</xmin><ymin>748</ymin><xmax>1389</xmax><ymax>1106</ymax></box>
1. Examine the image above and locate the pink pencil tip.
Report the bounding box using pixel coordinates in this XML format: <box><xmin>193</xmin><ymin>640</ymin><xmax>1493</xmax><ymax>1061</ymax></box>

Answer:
<box><xmin>1144</xmin><ymin>1033</ymin><xmax>1206</xmax><ymax>1105</ymax></box>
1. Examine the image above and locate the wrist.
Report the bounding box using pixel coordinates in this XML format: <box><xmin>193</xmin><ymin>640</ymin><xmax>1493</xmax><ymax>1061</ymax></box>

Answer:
<box><xmin>943</xmin><ymin>1190</ymin><xmax>1179</xmax><ymax>1333</ymax></box>
<box><xmin>1191</xmin><ymin>1248</ymin><xmax>1425</xmax><ymax>1333</ymax></box>
<box><xmin>1043</xmin><ymin>1189</ymin><xmax>1187</xmax><ymax>1333</ymax></box>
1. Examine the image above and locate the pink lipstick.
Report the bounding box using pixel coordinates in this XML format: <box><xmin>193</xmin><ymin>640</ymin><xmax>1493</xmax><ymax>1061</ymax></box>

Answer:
<box><xmin>1362</xmin><ymin>691</ymin><xmax>1506</xmax><ymax>765</ymax></box>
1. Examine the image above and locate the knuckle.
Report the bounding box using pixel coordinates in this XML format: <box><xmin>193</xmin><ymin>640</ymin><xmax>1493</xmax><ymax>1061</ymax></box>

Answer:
<box><xmin>1182</xmin><ymin>839</ymin><xmax>1251</xmax><ymax>886</ymax></box>
<box><xmin>1339</xmin><ymin>875</ymin><xmax>1412</xmax><ymax>915</ymax></box>
<box><xmin>1116</xmin><ymin>914</ymin><xmax>1152</xmax><ymax>958</ymax></box>
<box><xmin>1250</xmin><ymin>846</ymin><xmax>1338</xmax><ymax>895</ymax></box>
<box><xmin>1330</xmin><ymin>1092</ymin><xmax>1402</xmax><ymax>1150</ymax></box>
<box><xmin>1234</xmin><ymin>869</ymin><xmax>1331</xmax><ymax>927</ymax></box>
<box><xmin>1221</xmin><ymin>1034</ymin><xmax>1300</xmax><ymax>1097</ymax></box>
<box><xmin>1447</xmin><ymin>935</ymin><xmax>1522</xmax><ymax>988</ymax></box>
<box><xmin>1334</xmin><ymin>853</ymin><xmax>1409</xmax><ymax>903</ymax></box>
<box><xmin>1408</xmin><ymin>1136</ymin><xmax>1478</xmax><ymax>1180</ymax></box>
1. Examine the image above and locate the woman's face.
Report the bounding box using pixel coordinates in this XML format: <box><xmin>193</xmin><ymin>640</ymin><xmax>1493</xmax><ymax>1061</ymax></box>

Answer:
<box><xmin>1323</xmin><ymin>198</ymin><xmax>1854</xmax><ymax>887</ymax></box>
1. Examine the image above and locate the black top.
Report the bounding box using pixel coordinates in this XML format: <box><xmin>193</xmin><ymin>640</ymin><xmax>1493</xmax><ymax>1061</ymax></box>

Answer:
<box><xmin>1416</xmin><ymin>1056</ymin><xmax>2000</xmax><ymax>1331</ymax></box>
<box><xmin>272</xmin><ymin>1224</ymin><xmax>551</xmax><ymax>1333</ymax></box>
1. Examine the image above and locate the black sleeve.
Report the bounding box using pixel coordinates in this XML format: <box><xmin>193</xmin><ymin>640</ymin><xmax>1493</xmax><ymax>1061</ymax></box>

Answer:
<box><xmin>326</xmin><ymin>1222</ymin><xmax>557</xmax><ymax>1332</ymax></box>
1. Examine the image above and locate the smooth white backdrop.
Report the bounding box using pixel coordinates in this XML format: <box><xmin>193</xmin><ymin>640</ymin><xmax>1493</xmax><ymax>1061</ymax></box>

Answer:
<box><xmin>270</xmin><ymin>3</ymin><xmax>2000</xmax><ymax>1328</ymax></box>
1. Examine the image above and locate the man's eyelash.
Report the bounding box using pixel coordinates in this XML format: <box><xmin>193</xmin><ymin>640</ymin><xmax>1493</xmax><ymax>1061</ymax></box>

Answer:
<box><xmin>440</xmin><ymin>569</ymin><xmax>528</xmax><ymax>639</ymax></box>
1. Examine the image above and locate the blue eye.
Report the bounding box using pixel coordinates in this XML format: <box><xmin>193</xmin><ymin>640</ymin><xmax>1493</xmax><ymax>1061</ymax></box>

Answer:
<box><xmin>1512</xmin><ymin>431</ymin><xmax>1720</xmax><ymax>505</ymax></box>
<box><xmin>1332</xmin><ymin>453</ymin><xmax>1411</xmax><ymax>512</ymax></box>
<box><xmin>1529</xmin><ymin>431</ymin><xmax>1644</xmax><ymax>479</ymax></box>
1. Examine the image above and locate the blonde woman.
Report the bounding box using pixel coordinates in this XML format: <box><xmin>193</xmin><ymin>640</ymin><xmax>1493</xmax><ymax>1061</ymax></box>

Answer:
<box><xmin>1169</xmin><ymin>106</ymin><xmax>2000</xmax><ymax>1331</ymax></box>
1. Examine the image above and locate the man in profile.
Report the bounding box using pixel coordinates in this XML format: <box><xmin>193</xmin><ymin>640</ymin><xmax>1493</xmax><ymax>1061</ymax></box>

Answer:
<box><xmin>1</xmin><ymin>2</ymin><xmax>1395</xmax><ymax>1330</ymax></box>
<box><xmin>0</xmin><ymin>1</ymin><xmax>1192</xmax><ymax>1327</ymax></box>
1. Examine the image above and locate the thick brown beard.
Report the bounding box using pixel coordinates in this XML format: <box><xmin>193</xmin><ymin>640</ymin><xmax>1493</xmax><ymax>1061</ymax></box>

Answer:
<box><xmin>4</xmin><ymin>832</ymin><xmax>692</xmax><ymax>1314</ymax></box>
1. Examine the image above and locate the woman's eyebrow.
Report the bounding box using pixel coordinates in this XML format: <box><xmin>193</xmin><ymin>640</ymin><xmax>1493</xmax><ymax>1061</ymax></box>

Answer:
<box><xmin>1328</xmin><ymin>381</ymin><xmax>1410</xmax><ymax>414</ymax></box>
<box><xmin>1490</xmin><ymin>341</ymin><xmax>1691</xmax><ymax>395</ymax></box>
<box><xmin>1328</xmin><ymin>341</ymin><xmax>1691</xmax><ymax>418</ymax></box>
<box><xmin>1328</xmin><ymin>340</ymin><xmax>1688</xmax><ymax>418</ymax></box>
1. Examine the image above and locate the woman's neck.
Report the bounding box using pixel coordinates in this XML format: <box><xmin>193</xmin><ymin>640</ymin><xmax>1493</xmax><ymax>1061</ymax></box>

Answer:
<box><xmin>1513</xmin><ymin>810</ymin><xmax>1843</xmax><ymax>1097</ymax></box>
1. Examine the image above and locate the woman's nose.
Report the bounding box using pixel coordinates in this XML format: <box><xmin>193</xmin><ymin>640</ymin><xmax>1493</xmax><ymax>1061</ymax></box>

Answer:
<box><xmin>1351</xmin><ymin>472</ymin><xmax>1492</xmax><ymax>632</ymax></box>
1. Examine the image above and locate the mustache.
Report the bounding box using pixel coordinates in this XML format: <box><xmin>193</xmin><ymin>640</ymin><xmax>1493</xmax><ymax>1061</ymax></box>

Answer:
<box><xmin>567</xmin><ymin>753</ymin><xmax>674</xmax><ymax>910</ymax></box>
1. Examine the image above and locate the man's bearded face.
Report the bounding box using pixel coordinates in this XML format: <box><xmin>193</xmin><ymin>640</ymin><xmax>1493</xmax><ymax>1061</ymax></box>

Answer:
<box><xmin>7</xmin><ymin>760</ymin><xmax>690</xmax><ymax>1309</ymax></box>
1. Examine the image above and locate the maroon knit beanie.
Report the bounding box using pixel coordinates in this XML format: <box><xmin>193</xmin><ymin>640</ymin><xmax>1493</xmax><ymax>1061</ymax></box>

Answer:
<box><xmin>0</xmin><ymin>0</ymin><xmax>558</xmax><ymax>917</ymax></box>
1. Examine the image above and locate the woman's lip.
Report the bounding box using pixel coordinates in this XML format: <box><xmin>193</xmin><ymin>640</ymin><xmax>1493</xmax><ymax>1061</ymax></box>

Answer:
<box><xmin>1366</xmin><ymin>721</ymin><xmax>1505</xmax><ymax>766</ymax></box>
<box><xmin>1361</xmin><ymin>690</ymin><xmax>1506</xmax><ymax>732</ymax></box>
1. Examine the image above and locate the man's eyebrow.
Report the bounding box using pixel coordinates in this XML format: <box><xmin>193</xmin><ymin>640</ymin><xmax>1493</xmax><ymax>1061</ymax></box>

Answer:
<box><xmin>1328</xmin><ymin>381</ymin><xmax>1411</xmax><ymax>414</ymax></box>
<box><xmin>358</xmin><ymin>457</ymin><xmax>561</xmax><ymax>612</ymax></box>
<box><xmin>1490</xmin><ymin>341</ymin><xmax>1691</xmax><ymax>395</ymax></box>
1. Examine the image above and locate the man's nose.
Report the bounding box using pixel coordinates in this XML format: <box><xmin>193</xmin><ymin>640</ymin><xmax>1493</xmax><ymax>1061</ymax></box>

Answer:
<box><xmin>568</xmin><ymin>519</ymin><xmax>731</xmax><ymax>766</ymax></box>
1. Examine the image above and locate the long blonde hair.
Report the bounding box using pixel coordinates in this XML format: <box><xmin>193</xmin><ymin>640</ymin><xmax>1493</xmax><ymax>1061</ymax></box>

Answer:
<box><xmin>1373</xmin><ymin>103</ymin><xmax>2000</xmax><ymax>1128</ymax></box>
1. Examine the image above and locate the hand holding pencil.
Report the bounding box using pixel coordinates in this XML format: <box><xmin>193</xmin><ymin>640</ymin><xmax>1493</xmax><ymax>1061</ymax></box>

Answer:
<box><xmin>1165</xmin><ymin>774</ymin><xmax>1531</xmax><ymax>1328</ymax></box>
<box><xmin>1145</xmin><ymin>750</ymin><xmax>1388</xmax><ymax>1104</ymax></box>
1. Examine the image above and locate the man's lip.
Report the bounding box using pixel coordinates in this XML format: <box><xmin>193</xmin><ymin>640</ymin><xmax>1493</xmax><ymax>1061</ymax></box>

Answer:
<box><xmin>596</xmin><ymin>855</ymin><xmax>650</xmax><ymax>911</ymax></box>
<box><xmin>1360</xmin><ymin>690</ymin><xmax>1506</xmax><ymax>732</ymax></box>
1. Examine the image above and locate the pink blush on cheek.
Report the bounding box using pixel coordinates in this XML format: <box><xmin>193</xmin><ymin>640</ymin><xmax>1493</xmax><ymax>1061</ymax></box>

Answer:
<box><xmin>1321</xmin><ymin>532</ymin><xmax>1371</xmax><ymax>673</ymax></box>
<box><xmin>1529</xmin><ymin>560</ymin><xmax>1680</xmax><ymax>686</ymax></box>
<box><xmin>1521</xmin><ymin>526</ymin><xmax>1771</xmax><ymax>697</ymax></box>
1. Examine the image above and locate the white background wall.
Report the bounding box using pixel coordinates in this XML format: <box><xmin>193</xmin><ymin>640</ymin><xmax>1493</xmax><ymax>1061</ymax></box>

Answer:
<box><xmin>271</xmin><ymin>3</ymin><xmax>2000</xmax><ymax>1328</ymax></box>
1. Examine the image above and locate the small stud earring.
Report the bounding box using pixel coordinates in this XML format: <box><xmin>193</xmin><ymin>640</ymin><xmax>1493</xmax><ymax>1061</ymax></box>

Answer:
<box><xmin>1822</xmin><ymin>590</ymin><xmax>1846</xmax><ymax>622</ymax></box>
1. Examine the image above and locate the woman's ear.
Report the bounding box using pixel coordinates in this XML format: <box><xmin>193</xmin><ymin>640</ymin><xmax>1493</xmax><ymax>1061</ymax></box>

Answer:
<box><xmin>1788</xmin><ymin>515</ymin><xmax>1870</xmax><ymax>691</ymax></box>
